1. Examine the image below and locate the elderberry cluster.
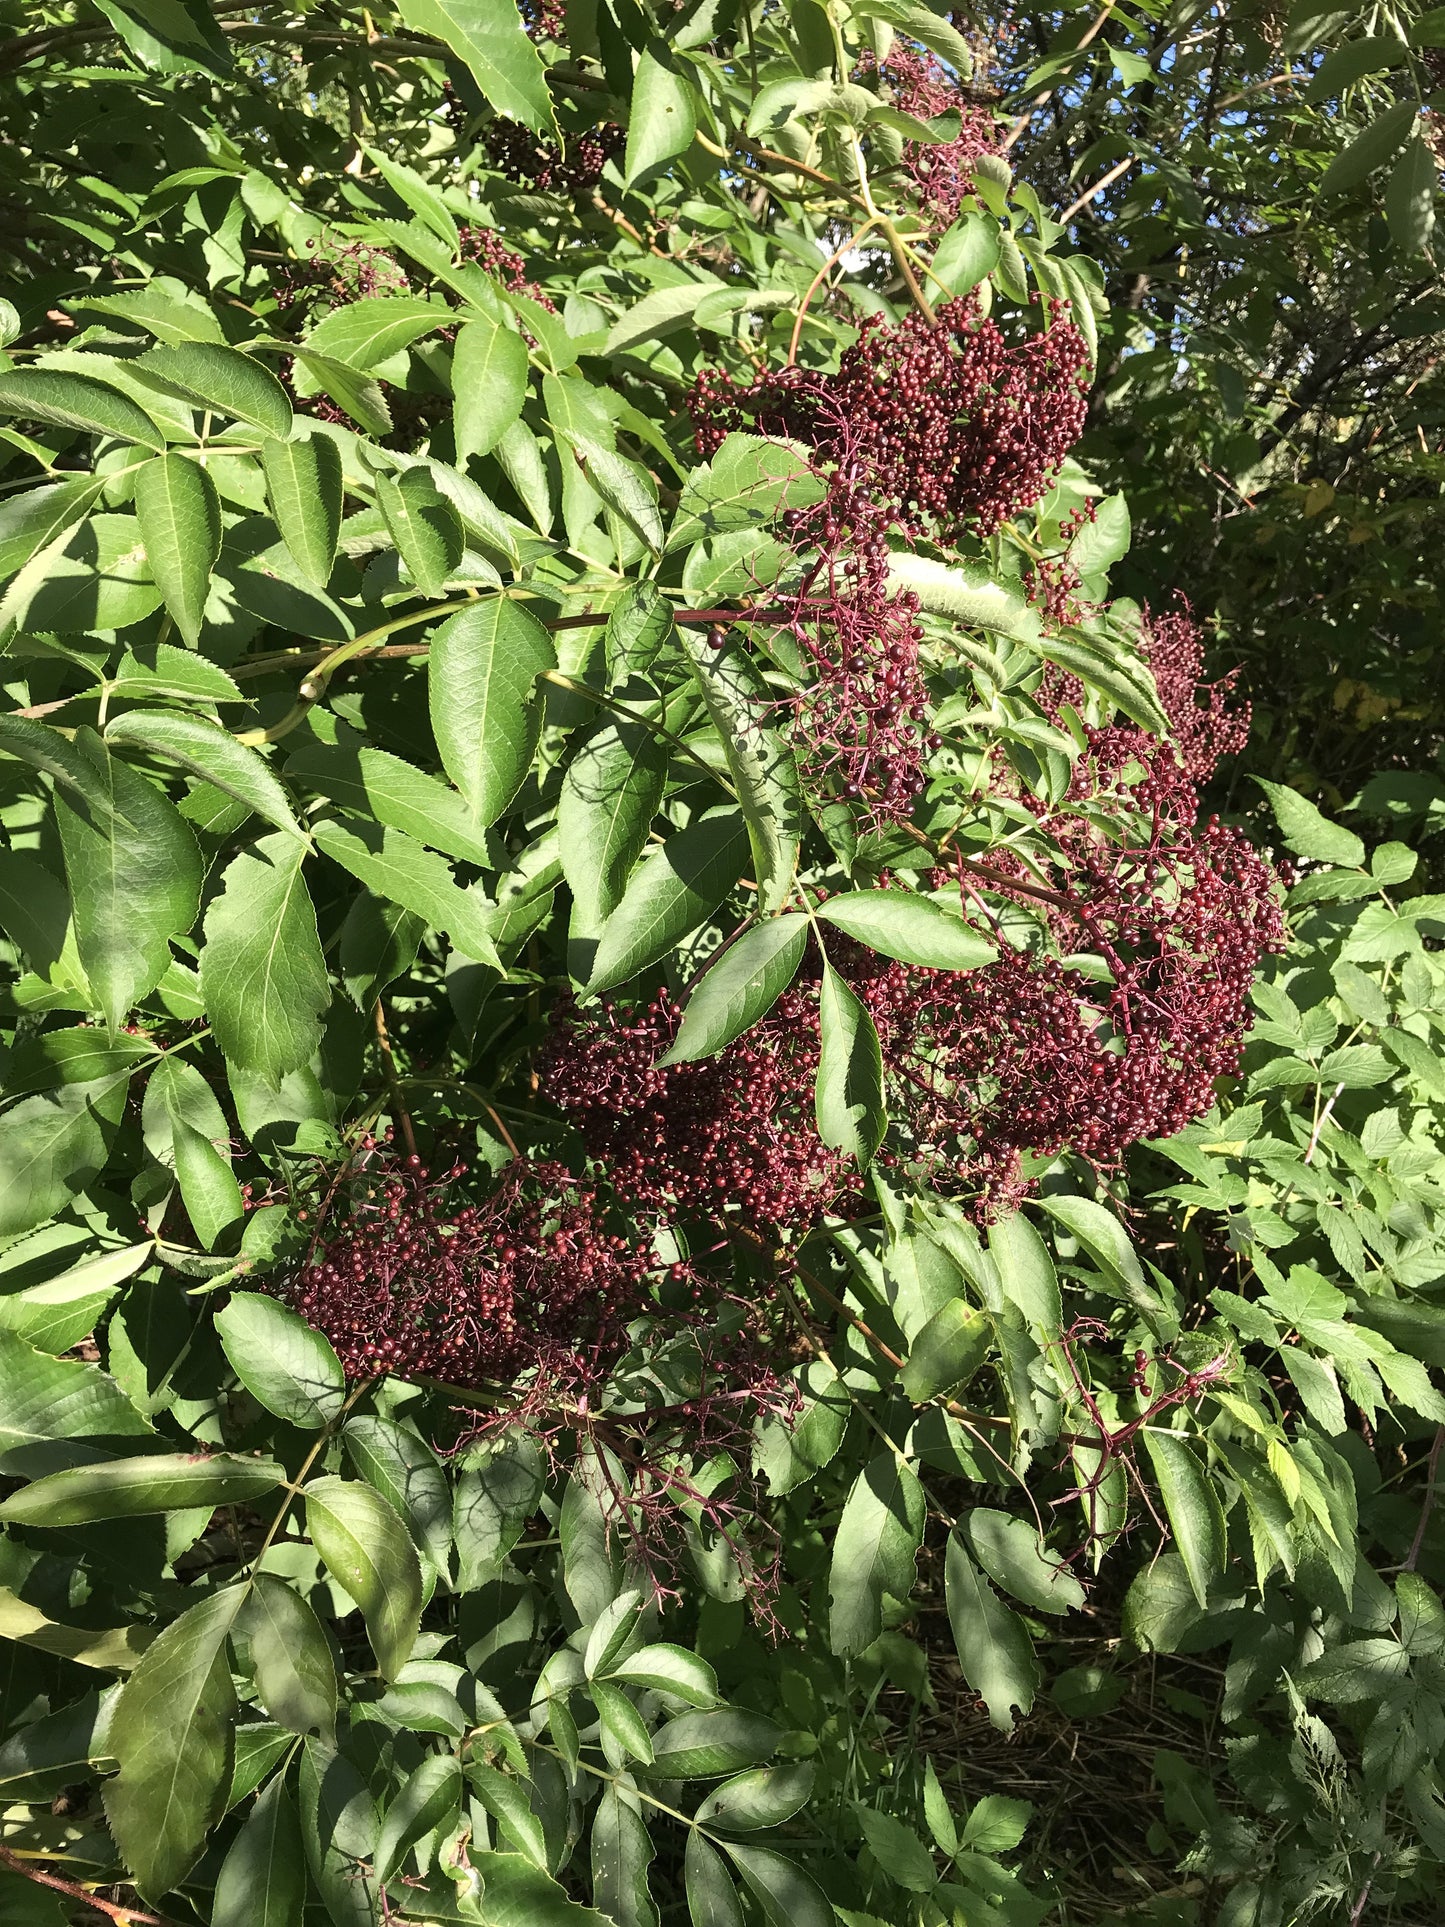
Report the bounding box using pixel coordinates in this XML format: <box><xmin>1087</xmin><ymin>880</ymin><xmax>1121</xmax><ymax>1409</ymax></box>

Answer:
<box><xmin>547</xmin><ymin>641</ymin><xmax>1279</xmax><ymax>1221</ymax></box>
<box><xmin>287</xmin><ymin>1152</ymin><xmax>652</xmax><ymax>1389</ymax></box>
<box><xmin>542</xmin><ymin>987</ymin><xmax>863</xmax><ymax>1235</ymax></box>
<box><xmin>689</xmin><ymin>301</ymin><xmax>1087</xmax><ymax>816</ymax></box>
<box><xmin>858</xmin><ymin>812</ymin><xmax>1284</xmax><ymax>1209</ymax></box>
<box><xmin>273</xmin><ymin>236</ymin><xmax>410</xmax><ymax>320</ymax></box>
<box><xmin>861</xmin><ymin>41</ymin><xmax>1002</xmax><ymax>224</ymax></box>
<box><xmin>690</xmin><ymin>296</ymin><xmax>1090</xmax><ymax>541</ymax></box>
<box><xmin>483</xmin><ymin>119</ymin><xmax>624</xmax><ymax>195</ymax></box>
<box><xmin>456</xmin><ymin>225</ymin><xmax>559</xmax><ymax>313</ymax></box>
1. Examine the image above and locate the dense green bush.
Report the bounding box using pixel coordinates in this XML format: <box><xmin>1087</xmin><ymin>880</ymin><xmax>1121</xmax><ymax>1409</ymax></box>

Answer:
<box><xmin>0</xmin><ymin>4</ymin><xmax>1443</xmax><ymax>1925</ymax></box>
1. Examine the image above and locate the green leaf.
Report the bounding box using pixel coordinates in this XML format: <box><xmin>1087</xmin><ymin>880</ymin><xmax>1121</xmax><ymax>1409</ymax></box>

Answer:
<box><xmin>304</xmin><ymin>1475</ymin><xmax>423</xmax><ymax>1680</ymax></box>
<box><xmin>1387</xmin><ymin>134</ymin><xmax>1437</xmax><ymax>255</ymax></box>
<box><xmin>666</xmin><ymin>434</ymin><xmax>825</xmax><ymax>553</ymax></box>
<box><xmin>200</xmin><ymin>834</ymin><xmax>331</xmax><ymax>1085</ymax></box>
<box><xmin>91</xmin><ymin>0</ymin><xmax>233</xmax><ymax>74</ymax></box>
<box><xmin>363</xmin><ymin>145</ymin><xmax>460</xmax><ymax>246</ymax></box>
<box><xmin>75</xmin><ymin>287</ymin><xmax>226</xmax><ymax>345</ymax></box>
<box><xmin>286</xmin><ymin>348</ymin><xmax>392</xmax><ymax>436</ymax></box>
<box><xmin>930</xmin><ymin>210</ymin><xmax>1000</xmax><ymax>295</ymax></box>
<box><xmin>828</xmin><ymin>1452</ymin><xmax>926</xmax><ymax>1657</ymax></box>
<box><xmin>753</xmin><ymin>1360</ymin><xmax>850</xmax><ymax>1496</ymax></box>
<box><xmin>239</xmin><ymin>1573</ymin><xmax>338</xmax><ymax>1744</ymax></box>
<box><xmin>0</xmin><ymin>477</ymin><xmax>105</xmax><ymax>583</ymax></box>
<box><xmin>853</xmin><ymin>1808</ymin><xmax>936</xmax><ymax>1893</ymax></box>
<box><xmin>1294</xmin><ymin>1636</ymin><xmax>1411</xmax><ymax>1703</ymax></box>
<box><xmin>107</xmin><ymin>710</ymin><xmax>304</xmax><ymax>842</ymax></box>
<box><xmin>679</xmin><ymin>631</ymin><xmax>802</xmax><ymax>914</ymax></box>
<box><xmin>641</xmin><ymin>1709</ymin><xmax>780</xmax><ymax>1780</ymax></box>
<box><xmin>1319</xmin><ymin>99</ymin><xmax>1418</xmax><ymax>196</ymax></box>
<box><xmin>0</xmin><ymin>713</ymin><xmax>126</xmax><ymax>819</ymax></box>
<box><xmin>658</xmin><ymin>915</ymin><xmax>808</xmax><ymax>1064</ymax></box>
<box><xmin>625</xmin><ymin>51</ymin><xmax>698</xmax><ymax>187</ymax></box>
<box><xmin>1142</xmin><ymin>1431</ymin><xmax>1227</xmax><ymax>1608</ymax></box>
<box><xmin>0</xmin><ymin>1078</ymin><xmax>129</xmax><ymax>1241</ymax></box>
<box><xmin>453</xmin><ymin>314</ymin><xmax>530</xmax><ymax>463</ymax></box>
<box><xmin>313</xmin><ymin>818</ymin><xmax>501</xmax><ymax>967</ymax></box>
<box><xmin>287</xmin><ymin>738</ymin><xmax>493</xmax><ymax>866</ymax></box>
<box><xmin>298</xmin><ymin>1738</ymin><xmax>382</xmax><ymax>1927</ymax></box>
<box><xmin>213</xmin><ymin>1776</ymin><xmax>307</xmax><ymax>1927</ymax></box>
<box><xmin>395</xmin><ymin>0</ymin><xmax>559</xmax><ymax>136</ymax></box>
<box><xmin>0</xmin><ymin>1689</ymin><xmax>108</xmax><ymax>1800</ymax></box>
<box><xmin>0</xmin><ymin>1330</ymin><xmax>151</xmax><ymax>1470</ymax></box>
<box><xmin>584</xmin><ymin>1590</ymin><xmax>646</xmax><ymax>1678</ymax></box>
<box><xmin>605</xmin><ymin>580</ymin><xmax>676</xmax><ymax>680</ymax></box>
<box><xmin>171</xmin><ymin>1106</ymin><xmax>245</xmax><ymax>1249</ymax></box>
<box><xmin>944</xmin><ymin>1533</ymin><xmax>1038</xmax><ymax>1732</ymax></box>
<box><xmin>0</xmin><ymin>1584</ymin><xmax>151</xmax><ymax>1671</ymax></box>
<box><xmin>592</xmin><ymin>1782</ymin><xmax>659</xmax><ymax>1927</ymax></box>
<box><xmin>588</xmin><ymin>810</ymin><xmax>750</xmax><ymax>993</ymax></box>
<box><xmin>0</xmin><ymin>367</ymin><xmax>165</xmax><ymax>450</ymax></box>
<box><xmin>695</xmin><ymin>1764</ymin><xmax>814</xmax><ymax>1832</ymax></box>
<box><xmin>139</xmin><ymin>342</ymin><xmax>293</xmax><ymax>439</ymax></box>
<box><xmin>469</xmin><ymin>1851</ymin><xmax>617</xmax><ymax>1925</ymax></box>
<box><xmin>377</xmin><ymin>466</ymin><xmax>464</xmax><ymax>596</ymax></box>
<box><xmin>722</xmin><ymin>1843</ymin><xmax>834</xmax><ymax>1927</ymax></box>
<box><xmin>560</xmin><ymin>720</ymin><xmax>668</xmax><ymax>937</ymax></box>
<box><xmin>592</xmin><ymin>1681</ymin><xmax>656</xmax><ymax>1765</ymax></box>
<box><xmin>344</xmin><ymin>1415</ymin><xmax>453</xmax><ymax>1578</ymax></box>
<box><xmin>110</xmin><ymin>641</ymin><xmax>243</xmax><ymax>705</ymax></box>
<box><xmin>215</xmin><ymin>1291</ymin><xmax>345</xmax><ymax>1429</ymax></box>
<box><xmin>1253</xmin><ymin>778</ymin><xmax>1365</xmax><ymax>866</ymax></box>
<box><xmin>57</xmin><ymin>729</ymin><xmax>202</xmax><ymax>1030</ymax></box>
<box><xmin>103</xmin><ymin>1585</ymin><xmax>246</xmax><ymax>1900</ymax></box>
<box><xmin>375</xmin><ymin>1754</ymin><xmax>462</xmax><ymax>1884</ymax></box>
<box><xmin>607</xmin><ymin>1644</ymin><xmax>719</xmax><ymax>1706</ymax></box>
<box><xmin>260</xmin><ymin>434</ymin><xmax>344</xmax><ymax>587</ymax></box>
<box><xmin>570</xmin><ymin>436</ymin><xmax>665</xmax><ymax>552</ymax></box>
<box><xmin>304</xmin><ymin>294</ymin><xmax>451</xmax><ymax>370</ymax></box>
<box><xmin>1035</xmin><ymin>1195</ymin><xmax>1164</xmax><ymax>1317</ymax></box>
<box><xmin>684</xmin><ymin>1834</ymin><xmax>746</xmax><ymax>1927</ymax></box>
<box><xmin>815</xmin><ymin>961</ymin><xmax>886</xmax><ymax>1167</ymax></box>
<box><xmin>960</xmin><ymin>1508</ymin><xmax>1086</xmax><ymax>1615</ymax></box>
<box><xmin>1</xmin><ymin>512</ymin><xmax>164</xmax><ymax>636</ymax></box>
<box><xmin>466</xmin><ymin>1760</ymin><xmax>548</xmax><ymax>1865</ymax></box>
<box><xmin>885</xmin><ymin>552</ymin><xmax>1041</xmax><ymax>639</ymax></box>
<box><xmin>0</xmin><ymin>1451</ymin><xmax>283</xmax><ymax>1526</ymax></box>
<box><xmin>901</xmin><ymin>1297</ymin><xmax>990</xmax><ymax>1401</ymax></box>
<box><xmin>0</xmin><ymin>1240</ymin><xmax>150</xmax><ymax>1354</ymax></box>
<box><xmin>1068</xmin><ymin>493</ymin><xmax>1131</xmax><ymax>580</ymax></box>
<box><xmin>987</xmin><ymin>1212</ymin><xmax>1061</xmax><ymax>1341</ymax></box>
<box><xmin>606</xmin><ymin>283</ymin><xmax>721</xmax><ymax>357</ymax></box>
<box><xmin>454</xmin><ymin>1432</ymin><xmax>546</xmax><ymax>1592</ymax></box>
<box><xmin>428</xmin><ymin>598</ymin><xmax>555</xmax><ymax>831</ymax></box>
<box><xmin>1030</xmin><ymin>632</ymin><xmax>1168</xmax><ymax>733</ymax></box>
<box><xmin>817</xmin><ymin>891</ymin><xmax>996</xmax><ymax>971</ymax></box>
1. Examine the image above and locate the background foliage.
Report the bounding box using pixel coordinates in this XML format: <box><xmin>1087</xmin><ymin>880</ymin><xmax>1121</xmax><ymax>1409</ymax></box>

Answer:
<box><xmin>0</xmin><ymin>2</ymin><xmax>1443</xmax><ymax>1924</ymax></box>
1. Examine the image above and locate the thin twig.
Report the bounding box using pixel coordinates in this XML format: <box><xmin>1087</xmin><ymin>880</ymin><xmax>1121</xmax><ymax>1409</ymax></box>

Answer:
<box><xmin>373</xmin><ymin>1000</ymin><xmax>418</xmax><ymax>1161</ymax></box>
<box><xmin>1404</xmin><ymin>1426</ymin><xmax>1445</xmax><ymax>1573</ymax></box>
<box><xmin>1060</xmin><ymin>155</ymin><xmax>1136</xmax><ymax>222</ymax></box>
<box><xmin>1003</xmin><ymin>1</ymin><xmax>1120</xmax><ymax>151</ymax></box>
<box><xmin>0</xmin><ymin>1846</ymin><xmax>171</xmax><ymax>1927</ymax></box>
